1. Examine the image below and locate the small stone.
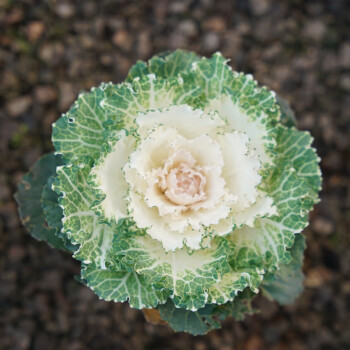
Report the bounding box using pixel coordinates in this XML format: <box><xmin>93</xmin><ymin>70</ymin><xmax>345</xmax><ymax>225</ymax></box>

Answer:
<box><xmin>39</xmin><ymin>42</ymin><xmax>65</xmax><ymax>64</ymax></box>
<box><xmin>1</xmin><ymin>70</ymin><xmax>19</xmax><ymax>90</ymax></box>
<box><xmin>194</xmin><ymin>342</ymin><xmax>207</xmax><ymax>350</ymax></box>
<box><xmin>106</xmin><ymin>17</ymin><xmax>125</xmax><ymax>31</ymax></box>
<box><xmin>6</xmin><ymin>96</ymin><xmax>32</xmax><ymax>117</ymax></box>
<box><xmin>339</xmin><ymin>74</ymin><xmax>350</xmax><ymax>91</ymax></box>
<box><xmin>169</xmin><ymin>33</ymin><xmax>188</xmax><ymax>49</ymax></box>
<box><xmin>305</xmin><ymin>267</ymin><xmax>331</xmax><ymax>288</ymax></box>
<box><xmin>322</xmin><ymin>52</ymin><xmax>339</xmax><ymax>72</ymax></box>
<box><xmin>169</xmin><ymin>1</ymin><xmax>187</xmax><ymax>14</ymax></box>
<box><xmin>339</xmin><ymin>42</ymin><xmax>350</xmax><ymax>68</ymax></box>
<box><xmin>112</xmin><ymin>30</ymin><xmax>132</xmax><ymax>50</ymax></box>
<box><xmin>137</xmin><ymin>31</ymin><xmax>151</xmax><ymax>59</ymax></box>
<box><xmin>55</xmin><ymin>2</ymin><xmax>75</xmax><ymax>18</ymax></box>
<box><xmin>80</xmin><ymin>35</ymin><xmax>95</xmax><ymax>49</ymax></box>
<box><xmin>27</xmin><ymin>21</ymin><xmax>45</xmax><ymax>42</ymax></box>
<box><xmin>312</xmin><ymin>217</ymin><xmax>334</xmax><ymax>236</ymax></box>
<box><xmin>6</xmin><ymin>8</ymin><xmax>24</xmax><ymax>25</ymax></box>
<box><xmin>342</xmin><ymin>282</ymin><xmax>350</xmax><ymax>294</ymax></box>
<box><xmin>178</xmin><ymin>20</ymin><xmax>198</xmax><ymax>37</ymax></box>
<box><xmin>58</xmin><ymin>82</ymin><xmax>77</xmax><ymax>111</ymax></box>
<box><xmin>249</xmin><ymin>0</ymin><xmax>271</xmax><ymax>16</ymax></box>
<box><xmin>203</xmin><ymin>17</ymin><xmax>226</xmax><ymax>32</ymax></box>
<box><xmin>303</xmin><ymin>20</ymin><xmax>326</xmax><ymax>41</ymax></box>
<box><xmin>0</xmin><ymin>184</ymin><xmax>10</xmax><ymax>201</ymax></box>
<box><xmin>203</xmin><ymin>32</ymin><xmax>220</xmax><ymax>51</ymax></box>
<box><xmin>34</xmin><ymin>86</ymin><xmax>58</xmax><ymax>104</ymax></box>
<box><xmin>245</xmin><ymin>335</ymin><xmax>264</xmax><ymax>350</ymax></box>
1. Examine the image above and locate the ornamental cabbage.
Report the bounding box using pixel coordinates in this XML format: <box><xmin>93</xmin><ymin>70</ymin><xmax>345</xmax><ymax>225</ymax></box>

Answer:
<box><xmin>16</xmin><ymin>50</ymin><xmax>321</xmax><ymax>335</ymax></box>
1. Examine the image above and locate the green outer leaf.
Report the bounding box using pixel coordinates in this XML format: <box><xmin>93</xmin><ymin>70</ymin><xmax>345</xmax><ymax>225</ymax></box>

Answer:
<box><xmin>42</xmin><ymin>176</ymin><xmax>63</xmax><ymax>231</ymax></box>
<box><xmin>101</xmin><ymin>73</ymin><xmax>203</xmax><ymax>128</ymax></box>
<box><xmin>157</xmin><ymin>300</ymin><xmax>221</xmax><ymax>335</ymax></box>
<box><xmin>193</xmin><ymin>53</ymin><xmax>279</xmax><ymax>119</ymax></box>
<box><xmin>81</xmin><ymin>264</ymin><xmax>170</xmax><ymax>309</ymax></box>
<box><xmin>126</xmin><ymin>50</ymin><xmax>200</xmax><ymax>81</ymax></box>
<box><xmin>42</xmin><ymin>176</ymin><xmax>78</xmax><ymax>253</ymax></box>
<box><xmin>261</xmin><ymin>234</ymin><xmax>305</xmax><ymax>305</ymax></box>
<box><xmin>228</xmin><ymin>125</ymin><xmax>321</xmax><ymax>274</ymax></box>
<box><xmin>276</xmin><ymin>95</ymin><xmax>297</xmax><ymax>128</ymax></box>
<box><xmin>217</xmin><ymin>288</ymin><xmax>258</xmax><ymax>321</ymax></box>
<box><xmin>15</xmin><ymin>153</ymin><xmax>68</xmax><ymax>251</ymax></box>
<box><xmin>172</xmin><ymin>293</ymin><xmax>209</xmax><ymax>313</ymax></box>
<box><xmin>157</xmin><ymin>289</ymin><xmax>257</xmax><ymax>335</ymax></box>
<box><xmin>53</xmin><ymin>53</ymin><xmax>202</xmax><ymax>165</ymax></box>
<box><xmin>194</xmin><ymin>53</ymin><xmax>279</xmax><ymax>166</ymax></box>
<box><xmin>275</xmin><ymin>126</ymin><xmax>322</xmax><ymax>197</ymax></box>
<box><xmin>52</xmin><ymin>161</ymin><xmax>118</xmax><ymax>269</ymax></box>
<box><xmin>206</xmin><ymin>269</ymin><xmax>263</xmax><ymax>305</ymax></box>
<box><xmin>113</xmin><ymin>227</ymin><xmax>231</xmax><ymax>311</ymax></box>
<box><xmin>52</xmin><ymin>82</ymin><xmax>120</xmax><ymax>162</ymax></box>
<box><xmin>228</xmin><ymin>169</ymin><xmax>307</xmax><ymax>273</ymax></box>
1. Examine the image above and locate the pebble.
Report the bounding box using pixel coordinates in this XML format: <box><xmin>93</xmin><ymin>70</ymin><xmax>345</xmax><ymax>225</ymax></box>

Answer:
<box><xmin>169</xmin><ymin>1</ymin><xmax>188</xmax><ymax>14</ymax></box>
<box><xmin>303</xmin><ymin>20</ymin><xmax>326</xmax><ymax>42</ymax></box>
<box><xmin>245</xmin><ymin>335</ymin><xmax>264</xmax><ymax>350</ymax></box>
<box><xmin>112</xmin><ymin>30</ymin><xmax>132</xmax><ymax>50</ymax></box>
<box><xmin>6</xmin><ymin>96</ymin><xmax>32</xmax><ymax>117</ymax></box>
<box><xmin>137</xmin><ymin>31</ymin><xmax>151</xmax><ymax>59</ymax></box>
<box><xmin>248</xmin><ymin>0</ymin><xmax>271</xmax><ymax>16</ymax></box>
<box><xmin>5</xmin><ymin>7</ymin><xmax>24</xmax><ymax>25</ymax></box>
<box><xmin>34</xmin><ymin>86</ymin><xmax>58</xmax><ymax>104</ymax></box>
<box><xmin>339</xmin><ymin>74</ymin><xmax>350</xmax><ymax>91</ymax></box>
<box><xmin>39</xmin><ymin>42</ymin><xmax>65</xmax><ymax>64</ymax></box>
<box><xmin>203</xmin><ymin>17</ymin><xmax>226</xmax><ymax>32</ymax></box>
<box><xmin>55</xmin><ymin>2</ymin><xmax>75</xmax><ymax>18</ymax></box>
<box><xmin>26</xmin><ymin>21</ymin><xmax>45</xmax><ymax>42</ymax></box>
<box><xmin>202</xmin><ymin>32</ymin><xmax>220</xmax><ymax>51</ymax></box>
<box><xmin>339</xmin><ymin>42</ymin><xmax>350</xmax><ymax>68</ymax></box>
<box><xmin>305</xmin><ymin>267</ymin><xmax>331</xmax><ymax>288</ymax></box>
<box><xmin>178</xmin><ymin>20</ymin><xmax>198</xmax><ymax>37</ymax></box>
<box><xmin>312</xmin><ymin>217</ymin><xmax>334</xmax><ymax>236</ymax></box>
<box><xmin>58</xmin><ymin>82</ymin><xmax>77</xmax><ymax>111</ymax></box>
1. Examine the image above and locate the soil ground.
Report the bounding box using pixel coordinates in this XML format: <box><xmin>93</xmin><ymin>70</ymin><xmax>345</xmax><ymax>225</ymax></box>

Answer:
<box><xmin>0</xmin><ymin>1</ymin><xmax>349</xmax><ymax>349</ymax></box>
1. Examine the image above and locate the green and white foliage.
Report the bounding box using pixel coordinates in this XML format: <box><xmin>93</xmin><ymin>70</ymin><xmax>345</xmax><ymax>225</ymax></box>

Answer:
<box><xmin>16</xmin><ymin>50</ymin><xmax>321</xmax><ymax>335</ymax></box>
<box><xmin>15</xmin><ymin>153</ymin><xmax>76</xmax><ymax>252</ymax></box>
<box><xmin>157</xmin><ymin>288</ymin><xmax>257</xmax><ymax>335</ymax></box>
<box><xmin>261</xmin><ymin>233</ymin><xmax>306</xmax><ymax>305</ymax></box>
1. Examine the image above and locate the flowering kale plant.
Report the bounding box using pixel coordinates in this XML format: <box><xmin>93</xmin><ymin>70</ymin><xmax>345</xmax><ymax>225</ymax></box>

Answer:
<box><xmin>16</xmin><ymin>51</ymin><xmax>321</xmax><ymax>335</ymax></box>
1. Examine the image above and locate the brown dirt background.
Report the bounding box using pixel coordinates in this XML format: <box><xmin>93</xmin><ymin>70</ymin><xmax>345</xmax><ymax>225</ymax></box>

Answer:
<box><xmin>1</xmin><ymin>1</ymin><xmax>349</xmax><ymax>349</ymax></box>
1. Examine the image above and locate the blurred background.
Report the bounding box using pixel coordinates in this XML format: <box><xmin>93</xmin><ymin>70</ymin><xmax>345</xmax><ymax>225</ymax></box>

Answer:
<box><xmin>0</xmin><ymin>1</ymin><xmax>349</xmax><ymax>349</ymax></box>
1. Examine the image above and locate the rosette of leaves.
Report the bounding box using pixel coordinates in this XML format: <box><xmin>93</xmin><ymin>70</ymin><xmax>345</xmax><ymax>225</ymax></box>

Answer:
<box><xmin>15</xmin><ymin>50</ymin><xmax>321</xmax><ymax>335</ymax></box>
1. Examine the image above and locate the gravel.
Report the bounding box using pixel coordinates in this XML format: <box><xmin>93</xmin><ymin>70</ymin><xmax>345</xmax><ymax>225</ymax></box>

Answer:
<box><xmin>0</xmin><ymin>1</ymin><xmax>349</xmax><ymax>349</ymax></box>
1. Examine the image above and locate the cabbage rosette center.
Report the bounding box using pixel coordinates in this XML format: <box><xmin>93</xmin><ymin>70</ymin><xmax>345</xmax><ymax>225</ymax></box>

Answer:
<box><xmin>91</xmin><ymin>105</ymin><xmax>275</xmax><ymax>252</ymax></box>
